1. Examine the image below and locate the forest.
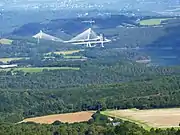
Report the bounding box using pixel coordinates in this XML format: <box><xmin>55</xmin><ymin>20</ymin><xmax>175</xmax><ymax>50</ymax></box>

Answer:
<box><xmin>1</xmin><ymin>75</ymin><xmax>180</xmax><ymax>123</ymax></box>
<box><xmin>0</xmin><ymin>60</ymin><xmax>180</xmax><ymax>89</ymax></box>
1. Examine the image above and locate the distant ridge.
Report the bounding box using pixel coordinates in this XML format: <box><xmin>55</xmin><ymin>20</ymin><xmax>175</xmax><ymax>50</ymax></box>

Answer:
<box><xmin>11</xmin><ymin>15</ymin><xmax>138</xmax><ymax>37</ymax></box>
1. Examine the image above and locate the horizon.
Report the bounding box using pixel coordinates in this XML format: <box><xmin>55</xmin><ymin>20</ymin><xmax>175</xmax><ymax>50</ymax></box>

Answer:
<box><xmin>1</xmin><ymin>0</ymin><xmax>179</xmax><ymax>11</ymax></box>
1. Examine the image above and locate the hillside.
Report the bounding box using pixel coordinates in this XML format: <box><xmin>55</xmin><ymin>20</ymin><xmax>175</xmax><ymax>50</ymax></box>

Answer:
<box><xmin>11</xmin><ymin>15</ymin><xmax>138</xmax><ymax>37</ymax></box>
<box><xmin>1</xmin><ymin>75</ymin><xmax>180</xmax><ymax>123</ymax></box>
<box><xmin>11</xmin><ymin>15</ymin><xmax>180</xmax><ymax>65</ymax></box>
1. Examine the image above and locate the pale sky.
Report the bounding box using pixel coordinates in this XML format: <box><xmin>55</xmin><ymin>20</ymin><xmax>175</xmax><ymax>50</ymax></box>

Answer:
<box><xmin>0</xmin><ymin>0</ymin><xmax>179</xmax><ymax>11</ymax></box>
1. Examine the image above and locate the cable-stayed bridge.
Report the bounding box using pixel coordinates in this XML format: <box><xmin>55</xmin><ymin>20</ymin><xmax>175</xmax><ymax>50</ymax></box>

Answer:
<box><xmin>33</xmin><ymin>30</ymin><xmax>63</xmax><ymax>43</ymax></box>
<box><xmin>65</xmin><ymin>28</ymin><xmax>111</xmax><ymax>47</ymax></box>
<box><xmin>33</xmin><ymin>28</ymin><xmax>111</xmax><ymax>47</ymax></box>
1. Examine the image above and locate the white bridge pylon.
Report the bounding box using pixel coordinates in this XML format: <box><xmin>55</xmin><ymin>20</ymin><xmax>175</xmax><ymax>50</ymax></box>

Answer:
<box><xmin>64</xmin><ymin>28</ymin><xmax>111</xmax><ymax>47</ymax></box>
<box><xmin>33</xmin><ymin>30</ymin><xmax>63</xmax><ymax>43</ymax></box>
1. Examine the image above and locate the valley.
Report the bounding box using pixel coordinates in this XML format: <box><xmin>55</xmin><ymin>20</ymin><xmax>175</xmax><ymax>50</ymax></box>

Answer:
<box><xmin>1</xmin><ymin>4</ymin><xmax>180</xmax><ymax>134</ymax></box>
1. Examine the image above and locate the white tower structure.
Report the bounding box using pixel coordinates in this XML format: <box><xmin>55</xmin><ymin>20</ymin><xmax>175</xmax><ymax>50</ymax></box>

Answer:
<box><xmin>64</xmin><ymin>28</ymin><xmax>111</xmax><ymax>47</ymax></box>
<box><xmin>100</xmin><ymin>34</ymin><xmax>104</xmax><ymax>47</ymax></box>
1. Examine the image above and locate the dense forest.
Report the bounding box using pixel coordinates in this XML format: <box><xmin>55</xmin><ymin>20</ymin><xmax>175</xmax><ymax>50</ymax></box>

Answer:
<box><xmin>1</xmin><ymin>75</ymin><xmax>180</xmax><ymax>122</ymax></box>
<box><xmin>0</xmin><ymin>60</ymin><xmax>180</xmax><ymax>89</ymax></box>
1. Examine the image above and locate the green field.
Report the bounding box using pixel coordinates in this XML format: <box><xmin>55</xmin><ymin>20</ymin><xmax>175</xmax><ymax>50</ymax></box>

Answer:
<box><xmin>0</xmin><ymin>67</ymin><xmax>80</xmax><ymax>73</ymax></box>
<box><xmin>101</xmin><ymin>109</ymin><xmax>180</xmax><ymax>129</ymax></box>
<box><xmin>45</xmin><ymin>49</ymin><xmax>85</xmax><ymax>60</ymax></box>
<box><xmin>0</xmin><ymin>39</ymin><xmax>13</xmax><ymax>45</ymax></box>
<box><xmin>64</xmin><ymin>56</ymin><xmax>83</xmax><ymax>59</ymax></box>
<box><xmin>0</xmin><ymin>58</ymin><xmax>26</xmax><ymax>63</ymax></box>
<box><xmin>47</xmin><ymin>49</ymin><xmax>84</xmax><ymax>55</ymax></box>
<box><xmin>140</xmin><ymin>18</ymin><xmax>172</xmax><ymax>26</ymax></box>
<box><xmin>166</xmin><ymin>7</ymin><xmax>180</xmax><ymax>12</ymax></box>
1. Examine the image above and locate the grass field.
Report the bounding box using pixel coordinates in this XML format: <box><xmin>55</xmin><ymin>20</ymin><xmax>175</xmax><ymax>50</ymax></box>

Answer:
<box><xmin>21</xmin><ymin>111</ymin><xmax>94</xmax><ymax>124</ymax></box>
<box><xmin>140</xmin><ymin>18</ymin><xmax>171</xmax><ymax>26</ymax></box>
<box><xmin>47</xmin><ymin>49</ymin><xmax>84</xmax><ymax>55</ymax></box>
<box><xmin>102</xmin><ymin>108</ymin><xmax>180</xmax><ymax>129</ymax></box>
<box><xmin>64</xmin><ymin>56</ymin><xmax>83</xmax><ymax>59</ymax></box>
<box><xmin>166</xmin><ymin>7</ymin><xmax>180</xmax><ymax>12</ymax></box>
<box><xmin>0</xmin><ymin>38</ymin><xmax>13</xmax><ymax>45</ymax></box>
<box><xmin>0</xmin><ymin>58</ymin><xmax>26</xmax><ymax>63</ymax></box>
<box><xmin>0</xmin><ymin>67</ymin><xmax>80</xmax><ymax>73</ymax></box>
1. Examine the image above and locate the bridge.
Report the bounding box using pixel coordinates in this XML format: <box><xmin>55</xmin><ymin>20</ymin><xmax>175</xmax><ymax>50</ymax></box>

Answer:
<box><xmin>33</xmin><ymin>28</ymin><xmax>111</xmax><ymax>47</ymax></box>
<box><xmin>33</xmin><ymin>30</ymin><xmax>63</xmax><ymax>43</ymax></box>
<box><xmin>64</xmin><ymin>28</ymin><xmax>111</xmax><ymax>47</ymax></box>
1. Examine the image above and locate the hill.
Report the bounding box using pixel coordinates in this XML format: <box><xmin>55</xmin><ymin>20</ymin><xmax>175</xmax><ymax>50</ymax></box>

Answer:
<box><xmin>11</xmin><ymin>15</ymin><xmax>138</xmax><ymax>38</ymax></box>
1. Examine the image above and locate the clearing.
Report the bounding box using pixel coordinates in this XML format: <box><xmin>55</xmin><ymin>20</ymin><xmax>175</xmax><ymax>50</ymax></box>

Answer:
<box><xmin>21</xmin><ymin>111</ymin><xmax>94</xmax><ymax>124</ymax></box>
<box><xmin>140</xmin><ymin>18</ymin><xmax>172</xmax><ymax>26</ymax></box>
<box><xmin>47</xmin><ymin>49</ymin><xmax>84</xmax><ymax>55</ymax></box>
<box><xmin>0</xmin><ymin>38</ymin><xmax>13</xmax><ymax>45</ymax></box>
<box><xmin>0</xmin><ymin>67</ymin><xmax>80</xmax><ymax>73</ymax></box>
<box><xmin>46</xmin><ymin>50</ymin><xmax>85</xmax><ymax>59</ymax></box>
<box><xmin>102</xmin><ymin>108</ymin><xmax>180</xmax><ymax>129</ymax></box>
<box><xmin>0</xmin><ymin>57</ymin><xmax>27</xmax><ymax>63</ymax></box>
<box><xmin>63</xmin><ymin>56</ymin><xmax>83</xmax><ymax>59</ymax></box>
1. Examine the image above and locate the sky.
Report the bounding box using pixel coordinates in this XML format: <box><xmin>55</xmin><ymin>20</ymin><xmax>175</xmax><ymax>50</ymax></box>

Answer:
<box><xmin>0</xmin><ymin>0</ymin><xmax>179</xmax><ymax>11</ymax></box>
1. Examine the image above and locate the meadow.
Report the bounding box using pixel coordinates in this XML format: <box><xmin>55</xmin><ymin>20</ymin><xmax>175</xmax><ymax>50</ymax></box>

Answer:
<box><xmin>140</xmin><ymin>18</ymin><xmax>172</xmax><ymax>26</ymax></box>
<box><xmin>102</xmin><ymin>108</ymin><xmax>180</xmax><ymax>129</ymax></box>
<box><xmin>0</xmin><ymin>67</ymin><xmax>80</xmax><ymax>73</ymax></box>
<box><xmin>47</xmin><ymin>49</ymin><xmax>84</xmax><ymax>55</ymax></box>
<box><xmin>63</xmin><ymin>56</ymin><xmax>83</xmax><ymax>59</ymax></box>
<box><xmin>0</xmin><ymin>57</ymin><xmax>26</xmax><ymax>63</ymax></box>
<box><xmin>0</xmin><ymin>38</ymin><xmax>13</xmax><ymax>45</ymax></box>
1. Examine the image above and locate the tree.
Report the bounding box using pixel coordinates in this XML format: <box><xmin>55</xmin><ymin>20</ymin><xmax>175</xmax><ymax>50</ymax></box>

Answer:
<box><xmin>52</xmin><ymin>120</ymin><xmax>62</xmax><ymax>125</ymax></box>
